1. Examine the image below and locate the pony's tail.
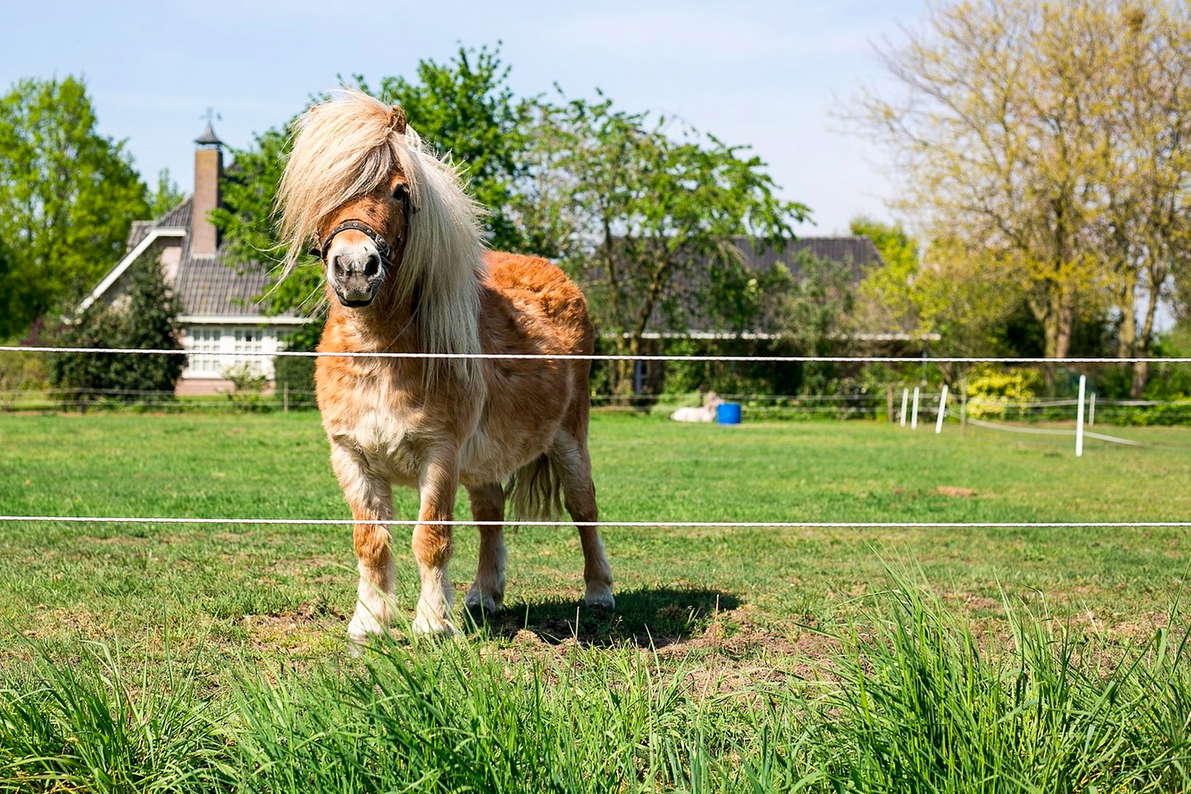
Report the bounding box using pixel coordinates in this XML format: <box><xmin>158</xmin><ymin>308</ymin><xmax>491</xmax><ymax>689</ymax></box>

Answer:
<box><xmin>505</xmin><ymin>453</ymin><xmax>564</xmax><ymax>521</ymax></box>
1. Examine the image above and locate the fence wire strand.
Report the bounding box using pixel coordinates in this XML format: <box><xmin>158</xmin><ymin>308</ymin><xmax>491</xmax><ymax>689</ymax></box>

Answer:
<box><xmin>3</xmin><ymin>345</ymin><xmax>1190</xmax><ymax>365</ymax></box>
<box><xmin>0</xmin><ymin>516</ymin><xmax>1186</xmax><ymax>529</ymax></box>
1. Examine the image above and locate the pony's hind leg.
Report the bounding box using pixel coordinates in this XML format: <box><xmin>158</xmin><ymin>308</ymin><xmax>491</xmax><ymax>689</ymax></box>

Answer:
<box><xmin>330</xmin><ymin>444</ymin><xmax>396</xmax><ymax>652</ymax></box>
<box><xmin>553</xmin><ymin>433</ymin><xmax>614</xmax><ymax>609</ymax></box>
<box><xmin>465</xmin><ymin>482</ymin><xmax>506</xmax><ymax>616</ymax></box>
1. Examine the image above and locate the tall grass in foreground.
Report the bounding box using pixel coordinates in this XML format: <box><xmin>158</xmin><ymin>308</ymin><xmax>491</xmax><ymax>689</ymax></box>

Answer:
<box><xmin>2</xmin><ymin>580</ymin><xmax>1189</xmax><ymax>793</ymax></box>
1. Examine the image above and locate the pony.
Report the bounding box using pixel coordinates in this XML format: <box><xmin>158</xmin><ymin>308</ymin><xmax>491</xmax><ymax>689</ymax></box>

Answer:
<box><xmin>275</xmin><ymin>90</ymin><xmax>613</xmax><ymax>644</ymax></box>
<box><xmin>670</xmin><ymin>391</ymin><xmax>723</xmax><ymax>423</ymax></box>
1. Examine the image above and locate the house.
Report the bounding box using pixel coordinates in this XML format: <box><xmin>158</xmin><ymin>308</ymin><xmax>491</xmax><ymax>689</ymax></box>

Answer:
<box><xmin>616</xmin><ymin>235</ymin><xmax>914</xmax><ymax>392</ymax></box>
<box><xmin>80</xmin><ymin>123</ymin><xmax>313</xmax><ymax>395</ymax></box>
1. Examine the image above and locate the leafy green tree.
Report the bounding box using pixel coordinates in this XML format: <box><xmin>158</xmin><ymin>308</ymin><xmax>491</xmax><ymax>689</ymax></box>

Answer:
<box><xmin>51</xmin><ymin>258</ymin><xmax>184</xmax><ymax>403</ymax></box>
<box><xmin>148</xmin><ymin>168</ymin><xmax>185</xmax><ymax>218</ymax></box>
<box><xmin>0</xmin><ymin>76</ymin><xmax>148</xmax><ymax>337</ymax></box>
<box><xmin>850</xmin><ymin>216</ymin><xmax>920</xmax><ymax>334</ymax></box>
<box><xmin>354</xmin><ymin>45</ymin><xmax>533</xmax><ymax>253</ymax></box>
<box><xmin>215</xmin><ymin>45</ymin><xmax>536</xmax><ymax>316</ymax></box>
<box><xmin>526</xmin><ymin>95</ymin><xmax>810</xmax><ymax>392</ymax></box>
<box><xmin>781</xmin><ymin>251</ymin><xmax>857</xmax><ymax>394</ymax></box>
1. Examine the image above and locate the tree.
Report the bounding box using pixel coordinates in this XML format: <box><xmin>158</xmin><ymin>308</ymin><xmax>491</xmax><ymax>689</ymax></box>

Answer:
<box><xmin>354</xmin><ymin>45</ymin><xmax>534</xmax><ymax>253</ymax></box>
<box><xmin>51</xmin><ymin>258</ymin><xmax>184</xmax><ymax>402</ymax></box>
<box><xmin>853</xmin><ymin>0</ymin><xmax>1191</xmax><ymax>393</ymax></box>
<box><xmin>215</xmin><ymin>46</ymin><xmax>536</xmax><ymax>317</ymax></box>
<box><xmin>148</xmin><ymin>168</ymin><xmax>185</xmax><ymax>218</ymax></box>
<box><xmin>850</xmin><ymin>216</ymin><xmax>921</xmax><ymax>336</ymax></box>
<box><xmin>781</xmin><ymin>250</ymin><xmax>858</xmax><ymax>394</ymax></box>
<box><xmin>0</xmin><ymin>76</ymin><xmax>148</xmax><ymax>338</ymax></box>
<box><xmin>527</xmin><ymin>95</ymin><xmax>810</xmax><ymax>393</ymax></box>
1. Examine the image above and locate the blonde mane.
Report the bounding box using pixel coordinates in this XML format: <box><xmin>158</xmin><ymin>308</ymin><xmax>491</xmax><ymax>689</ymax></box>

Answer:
<box><xmin>276</xmin><ymin>89</ymin><xmax>485</xmax><ymax>385</ymax></box>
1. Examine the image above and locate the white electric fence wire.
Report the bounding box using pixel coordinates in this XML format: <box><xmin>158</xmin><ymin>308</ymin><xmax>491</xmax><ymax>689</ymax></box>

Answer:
<box><xmin>0</xmin><ymin>515</ymin><xmax>1186</xmax><ymax>529</ymax></box>
<box><xmin>966</xmin><ymin>418</ymin><xmax>1143</xmax><ymax>446</ymax></box>
<box><xmin>3</xmin><ymin>345</ymin><xmax>1191</xmax><ymax>364</ymax></box>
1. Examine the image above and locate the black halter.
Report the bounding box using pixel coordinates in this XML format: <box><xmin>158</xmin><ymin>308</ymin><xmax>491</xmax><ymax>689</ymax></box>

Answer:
<box><xmin>311</xmin><ymin>219</ymin><xmax>393</xmax><ymax>262</ymax></box>
<box><xmin>311</xmin><ymin>185</ymin><xmax>417</xmax><ymax>262</ymax></box>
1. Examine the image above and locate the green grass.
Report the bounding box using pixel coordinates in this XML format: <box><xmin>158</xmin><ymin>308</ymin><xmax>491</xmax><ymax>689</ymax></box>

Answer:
<box><xmin>0</xmin><ymin>413</ymin><xmax>1189</xmax><ymax>791</ymax></box>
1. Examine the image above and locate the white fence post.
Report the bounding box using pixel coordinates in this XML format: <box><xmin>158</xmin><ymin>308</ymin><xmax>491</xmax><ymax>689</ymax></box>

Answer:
<box><xmin>900</xmin><ymin>388</ymin><xmax>909</xmax><ymax>427</ymax></box>
<box><xmin>911</xmin><ymin>387</ymin><xmax>920</xmax><ymax>430</ymax></box>
<box><xmin>1075</xmin><ymin>375</ymin><xmax>1086</xmax><ymax>458</ymax></box>
<box><xmin>935</xmin><ymin>384</ymin><xmax>949</xmax><ymax>434</ymax></box>
<box><xmin>1089</xmin><ymin>392</ymin><xmax>1096</xmax><ymax>427</ymax></box>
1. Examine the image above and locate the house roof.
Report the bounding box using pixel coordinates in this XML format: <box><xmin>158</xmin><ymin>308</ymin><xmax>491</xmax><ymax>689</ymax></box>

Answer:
<box><xmin>740</xmin><ymin>236</ymin><xmax>883</xmax><ymax>280</ymax></box>
<box><xmin>88</xmin><ymin>197</ymin><xmax>305</xmax><ymax>323</ymax></box>
<box><xmin>126</xmin><ymin>199</ymin><xmax>193</xmax><ymax>249</ymax></box>
<box><xmin>629</xmin><ymin>235</ymin><xmax>886</xmax><ymax>335</ymax></box>
<box><xmin>174</xmin><ymin>240</ymin><xmax>280</xmax><ymax>317</ymax></box>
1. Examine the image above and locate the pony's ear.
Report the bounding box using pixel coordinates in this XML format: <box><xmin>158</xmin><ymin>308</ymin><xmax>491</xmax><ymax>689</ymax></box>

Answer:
<box><xmin>387</xmin><ymin>105</ymin><xmax>407</xmax><ymax>135</ymax></box>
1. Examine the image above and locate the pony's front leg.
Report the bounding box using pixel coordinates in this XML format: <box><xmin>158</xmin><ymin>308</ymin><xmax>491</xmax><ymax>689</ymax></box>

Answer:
<box><xmin>412</xmin><ymin>455</ymin><xmax>460</xmax><ymax>636</ymax></box>
<box><xmin>330</xmin><ymin>445</ymin><xmax>395</xmax><ymax>651</ymax></box>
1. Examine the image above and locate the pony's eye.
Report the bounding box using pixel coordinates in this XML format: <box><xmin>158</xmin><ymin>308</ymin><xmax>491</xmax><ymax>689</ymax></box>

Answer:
<box><xmin>392</xmin><ymin>184</ymin><xmax>409</xmax><ymax>202</ymax></box>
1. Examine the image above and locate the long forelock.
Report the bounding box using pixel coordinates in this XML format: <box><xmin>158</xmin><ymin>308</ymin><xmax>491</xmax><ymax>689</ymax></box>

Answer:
<box><xmin>276</xmin><ymin>91</ymin><xmax>487</xmax><ymax>387</ymax></box>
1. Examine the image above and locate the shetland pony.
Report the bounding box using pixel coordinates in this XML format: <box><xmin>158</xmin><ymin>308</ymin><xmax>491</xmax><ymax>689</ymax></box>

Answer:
<box><xmin>276</xmin><ymin>91</ymin><xmax>613</xmax><ymax>644</ymax></box>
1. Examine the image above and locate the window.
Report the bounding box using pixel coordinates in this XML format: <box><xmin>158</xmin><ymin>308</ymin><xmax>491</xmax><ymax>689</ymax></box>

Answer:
<box><xmin>187</xmin><ymin>327</ymin><xmax>222</xmax><ymax>376</ymax></box>
<box><xmin>232</xmin><ymin>328</ymin><xmax>265</xmax><ymax>375</ymax></box>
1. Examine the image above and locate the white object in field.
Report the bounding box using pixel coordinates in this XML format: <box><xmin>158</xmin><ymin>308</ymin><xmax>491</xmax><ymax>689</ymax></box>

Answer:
<box><xmin>900</xmin><ymin>388</ymin><xmax>909</xmax><ymax>427</ymax></box>
<box><xmin>1089</xmin><ymin>392</ymin><xmax>1096</xmax><ymax>427</ymax></box>
<box><xmin>670</xmin><ymin>391</ymin><xmax>723</xmax><ymax>423</ymax></box>
<box><xmin>911</xmin><ymin>387</ymin><xmax>920</xmax><ymax>429</ymax></box>
<box><xmin>935</xmin><ymin>384</ymin><xmax>949</xmax><ymax>434</ymax></box>
<box><xmin>1075</xmin><ymin>375</ymin><xmax>1086</xmax><ymax>457</ymax></box>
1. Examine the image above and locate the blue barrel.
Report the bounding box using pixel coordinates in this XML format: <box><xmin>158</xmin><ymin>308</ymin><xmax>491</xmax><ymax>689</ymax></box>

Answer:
<box><xmin>716</xmin><ymin>403</ymin><xmax>742</xmax><ymax>425</ymax></box>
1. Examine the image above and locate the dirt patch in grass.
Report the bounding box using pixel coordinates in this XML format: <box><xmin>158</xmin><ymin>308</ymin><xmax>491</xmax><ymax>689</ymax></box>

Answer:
<box><xmin>936</xmin><ymin>486</ymin><xmax>977</xmax><ymax>497</ymax></box>
<box><xmin>239</xmin><ymin>603</ymin><xmax>343</xmax><ymax>654</ymax></box>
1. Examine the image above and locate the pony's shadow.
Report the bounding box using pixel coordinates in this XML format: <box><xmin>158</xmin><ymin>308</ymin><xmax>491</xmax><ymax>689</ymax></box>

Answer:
<box><xmin>467</xmin><ymin>588</ymin><xmax>740</xmax><ymax>648</ymax></box>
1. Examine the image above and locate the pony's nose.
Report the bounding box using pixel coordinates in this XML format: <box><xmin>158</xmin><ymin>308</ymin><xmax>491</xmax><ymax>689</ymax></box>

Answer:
<box><xmin>332</xmin><ymin>252</ymin><xmax>381</xmax><ymax>279</ymax></box>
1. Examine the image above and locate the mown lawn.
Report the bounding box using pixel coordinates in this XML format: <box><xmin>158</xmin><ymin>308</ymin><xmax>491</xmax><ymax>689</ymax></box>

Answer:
<box><xmin>0</xmin><ymin>412</ymin><xmax>1189</xmax><ymax>791</ymax></box>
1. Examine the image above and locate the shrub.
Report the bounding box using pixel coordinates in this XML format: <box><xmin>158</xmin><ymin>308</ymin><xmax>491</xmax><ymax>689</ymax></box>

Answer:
<box><xmin>50</xmin><ymin>258</ymin><xmax>183</xmax><ymax>405</ymax></box>
<box><xmin>964</xmin><ymin>366</ymin><xmax>1042</xmax><ymax>419</ymax></box>
<box><xmin>272</xmin><ymin>320</ymin><xmax>322</xmax><ymax>409</ymax></box>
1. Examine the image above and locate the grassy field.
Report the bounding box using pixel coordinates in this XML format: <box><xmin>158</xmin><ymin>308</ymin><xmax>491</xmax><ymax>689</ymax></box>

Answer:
<box><xmin>0</xmin><ymin>412</ymin><xmax>1189</xmax><ymax>791</ymax></box>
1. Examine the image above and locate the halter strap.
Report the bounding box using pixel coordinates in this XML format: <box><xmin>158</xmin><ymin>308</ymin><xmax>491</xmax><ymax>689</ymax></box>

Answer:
<box><xmin>312</xmin><ymin>219</ymin><xmax>393</xmax><ymax>262</ymax></box>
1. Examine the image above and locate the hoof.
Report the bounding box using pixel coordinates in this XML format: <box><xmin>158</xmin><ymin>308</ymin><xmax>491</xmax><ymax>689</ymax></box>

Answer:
<box><xmin>347</xmin><ymin>612</ymin><xmax>387</xmax><ymax>656</ymax></box>
<box><xmin>412</xmin><ymin>611</ymin><xmax>458</xmax><ymax>638</ymax></box>
<box><xmin>584</xmin><ymin>587</ymin><xmax>615</xmax><ymax>610</ymax></box>
<box><xmin>464</xmin><ymin>587</ymin><xmax>501</xmax><ymax>617</ymax></box>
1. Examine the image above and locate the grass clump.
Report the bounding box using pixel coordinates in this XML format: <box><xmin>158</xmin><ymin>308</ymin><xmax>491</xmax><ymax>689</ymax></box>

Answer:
<box><xmin>1</xmin><ymin>579</ymin><xmax>1189</xmax><ymax>792</ymax></box>
<box><xmin>805</xmin><ymin>577</ymin><xmax>1191</xmax><ymax>792</ymax></box>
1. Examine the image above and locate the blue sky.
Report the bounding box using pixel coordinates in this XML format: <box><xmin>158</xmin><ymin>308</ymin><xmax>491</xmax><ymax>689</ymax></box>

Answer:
<box><xmin>3</xmin><ymin>0</ymin><xmax>926</xmax><ymax>234</ymax></box>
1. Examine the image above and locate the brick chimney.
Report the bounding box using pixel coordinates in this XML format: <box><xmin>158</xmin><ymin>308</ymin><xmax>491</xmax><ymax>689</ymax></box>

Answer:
<box><xmin>192</xmin><ymin>121</ymin><xmax>223</xmax><ymax>256</ymax></box>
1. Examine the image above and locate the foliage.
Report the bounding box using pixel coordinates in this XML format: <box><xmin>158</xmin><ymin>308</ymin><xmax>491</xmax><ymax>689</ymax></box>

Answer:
<box><xmin>963</xmin><ymin>367</ymin><xmax>1043</xmax><ymax>418</ymax></box>
<box><xmin>148</xmin><ymin>167</ymin><xmax>185</xmax><ymax>218</ymax></box>
<box><xmin>781</xmin><ymin>250</ymin><xmax>857</xmax><ymax>394</ymax></box>
<box><xmin>50</xmin><ymin>257</ymin><xmax>184</xmax><ymax>402</ymax></box>
<box><xmin>850</xmin><ymin>216</ymin><xmax>920</xmax><ymax>335</ymax></box>
<box><xmin>528</xmin><ymin>94</ymin><xmax>810</xmax><ymax>393</ymax></box>
<box><xmin>215</xmin><ymin>46</ymin><xmax>537</xmax><ymax>317</ymax></box>
<box><xmin>853</xmin><ymin>0</ymin><xmax>1191</xmax><ymax>384</ymax></box>
<box><xmin>221</xmin><ymin>363</ymin><xmax>269</xmax><ymax>409</ymax></box>
<box><xmin>210</xmin><ymin>125</ymin><xmax>302</xmax><ymax>312</ymax></box>
<box><xmin>272</xmin><ymin>320</ymin><xmax>323</xmax><ymax>409</ymax></box>
<box><xmin>0</xmin><ymin>76</ymin><xmax>148</xmax><ymax>338</ymax></box>
<box><xmin>353</xmin><ymin>45</ymin><xmax>536</xmax><ymax>254</ymax></box>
